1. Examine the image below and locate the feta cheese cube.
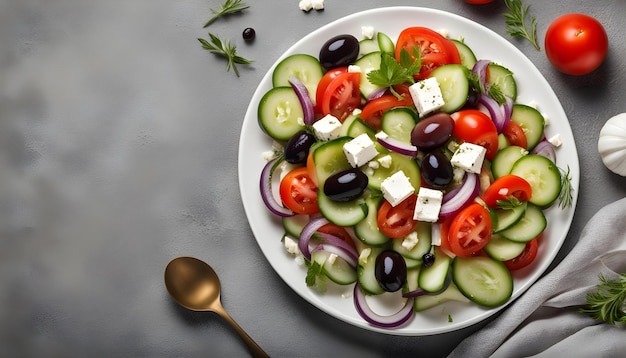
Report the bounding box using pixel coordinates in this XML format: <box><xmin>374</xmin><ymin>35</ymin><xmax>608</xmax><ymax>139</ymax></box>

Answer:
<box><xmin>377</xmin><ymin>154</ymin><xmax>392</xmax><ymax>168</ymax></box>
<box><xmin>284</xmin><ymin>236</ymin><xmax>300</xmax><ymax>255</ymax></box>
<box><xmin>361</xmin><ymin>26</ymin><xmax>375</xmax><ymax>40</ymax></box>
<box><xmin>401</xmin><ymin>231</ymin><xmax>419</xmax><ymax>251</ymax></box>
<box><xmin>381</xmin><ymin>170</ymin><xmax>415</xmax><ymax>207</ymax></box>
<box><xmin>368</xmin><ymin>160</ymin><xmax>380</xmax><ymax>169</ymax></box>
<box><xmin>409</xmin><ymin>77</ymin><xmax>445</xmax><ymax>117</ymax></box>
<box><xmin>327</xmin><ymin>253</ymin><xmax>338</xmax><ymax>265</ymax></box>
<box><xmin>299</xmin><ymin>0</ymin><xmax>313</xmax><ymax>12</ymax></box>
<box><xmin>358</xmin><ymin>248</ymin><xmax>372</xmax><ymax>266</ymax></box>
<box><xmin>413</xmin><ymin>187</ymin><xmax>443</xmax><ymax>222</ymax></box>
<box><xmin>547</xmin><ymin>133</ymin><xmax>562</xmax><ymax>147</ymax></box>
<box><xmin>312</xmin><ymin>114</ymin><xmax>342</xmax><ymax>141</ymax></box>
<box><xmin>311</xmin><ymin>0</ymin><xmax>324</xmax><ymax>10</ymax></box>
<box><xmin>343</xmin><ymin>133</ymin><xmax>379</xmax><ymax>167</ymax></box>
<box><xmin>348</xmin><ymin>65</ymin><xmax>361</xmax><ymax>73</ymax></box>
<box><xmin>451</xmin><ymin>142</ymin><xmax>487</xmax><ymax>174</ymax></box>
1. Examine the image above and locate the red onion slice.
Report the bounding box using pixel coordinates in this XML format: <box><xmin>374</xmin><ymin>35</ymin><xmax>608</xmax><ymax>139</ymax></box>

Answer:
<box><xmin>376</xmin><ymin>134</ymin><xmax>418</xmax><ymax>157</ymax></box>
<box><xmin>366</xmin><ymin>87</ymin><xmax>387</xmax><ymax>102</ymax></box>
<box><xmin>260</xmin><ymin>158</ymin><xmax>295</xmax><ymax>217</ymax></box>
<box><xmin>531</xmin><ymin>140</ymin><xmax>557</xmax><ymax>163</ymax></box>
<box><xmin>289</xmin><ymin>76</ymin><xmax>315</xmax><ymax>125</ymax></box>
<box><xmin>353</xmin><ymin>284</ymin><xmax>415</xmax><ymax>328</ymax></box>
<box><xmin>298</xmin><ymin>216</ymin><xmax>330</xmax><ymax>261</ymax></box>
<box><xmin>439</xmin><ymin>172</ymin><xmax>479</xmax><ymax>219</ymax></box>
<box><xmin>478</xmin><ymin>94</ymin><xmax>508</xmax><ymax>133</ymax></box>
<box><xmin>314</xmin><ymin>232</ymin><xmax>358</xmax><ymax>260</ymax></box>
<box><xmin>472</xmin><ymin>59</ymin><xmax>490</xmax><ymax>93</ymax></box>
<box><xmin>311</xmin><ymin>243</ymin><xmax>358</xmax><ymax>268</ymax></box>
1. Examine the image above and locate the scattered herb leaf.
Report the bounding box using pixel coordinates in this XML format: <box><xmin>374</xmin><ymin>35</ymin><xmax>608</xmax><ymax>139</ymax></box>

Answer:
<box><xmin>367</xmin><ymin>49</ymin><xmax>421</xmax><ymax>100</ymax></box>
<box><xmin>305</xmin><ymin>261</ymin><xmax>327</xmax><ymax>292</ymax></box>
<box><xmin>203</xmin><ymin>0</ymin><xmax>250</xmax><ymax>28</ymax></box>
<box><xmin>198</xmin><ymin>33</ymin><xmax>253</xmax><ymax>77</ymax></box>
<box><xmin>580</xmin><ymin>273</ymin><xmax>626</xmax><ymax>325</ymax></box>
<box><xmin>487</xmin><ymin>83</ymin><xmax>507</xmax><ymax>105</ymax></box>
<box><xmin>503</xmin><ymin>0</ymin><xmax>540</xmax><ymax>51</ymax></box>
<box><xmin>497</xmin><ymin>197</ymin><xmax>526</xmax><ymax>211</ymax></box>
<box><xmin>558</xmin><ymin>165</ymin><xmax>574</xmax><ymax>209</ymax></box>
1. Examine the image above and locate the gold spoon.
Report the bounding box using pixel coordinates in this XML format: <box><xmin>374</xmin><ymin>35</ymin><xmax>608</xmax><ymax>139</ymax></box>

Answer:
<box><xmin>164</xmin><ymin>256</ymin><xmax>270</xmax><ymax>358</ymax></box>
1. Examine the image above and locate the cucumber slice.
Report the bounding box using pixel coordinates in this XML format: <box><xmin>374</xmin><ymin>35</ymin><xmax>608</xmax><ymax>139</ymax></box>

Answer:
<box><xmin>272</xmin><ymin>54</ymin><xmax>324</xmax><ymax>105</ymax></box>
<box><xmin>429</xmin><ymin>64</ymin><xmax>470</xmax><ymax>113</ymax></box>
<box><xmin>366</xmin><ymin>152</ymin><xmax>421</xmax><ymax>191</ymax></box>
<box><xmin>484</xmin><ymin>234</ymin><xmax>527</xmax><ymax>261</ymax></box>
<box><xmin>380</xmin><ymin>107</ymin><xmax>418</xmax><ymax>143</ymax></box>
<box><xmin>452</xmin><ymin>256</ymin><xmax>513</xmax><ymax>307</ymax></box>
<box><xmin>491</xmin><ymin>145</ymin><xmax>528</xmax><ymax>179</ymax></box>
<box><xmin>313</xmin><ymin>137</ymin><xmax>353</xmax><ymax>185</ymax></box>
<box><xmin>377</xmin><ymin>32</ymin><xmax>395</xmax><ymax>54</ymax></box>
<box><xmin>357</xmin><ymin>246</ymin><xmax>387</xmax><ymax>295</ymax></box>
<box><xmin>418</xmin><ymin>247</ymin><xmax>452</xmax><ymax>293</ymax></box>
<box><xmin>311</xmin><ymin>249</ymin><xmax>357</xmax><ymax>285</ymax></box>
<box><xmin>510</xmin><ymin>154</ymin><xmax>561</xmax><ymax>207</ymax></box>
<box><xmin>499</xmin><ymin>203</ymin><xmax>547</xmax><ymax>243</ymax></box>
<box><xmin>392</xmin><ymin>221</ymin><xmax>431</xmax><ymax>260</ymax></box>
<box><xmin>510</xmin><ymin>104</ymin><xmax>545</xmax><ymax>150</ymax></box>
<box><xmin>491</xmin><ymin>201</ymin><xmax>527</xmax><ymax>233</ymax></box>
<box><xmin>404</xmin><ymin>266</ymin><xmax>420</xmax><ymax>294</ymax></box>
<box><xmin>282</xmin><ymin>214</ymin><xmax>309</xmax><ymax>238</ymax></box>
<box><xmin>354</xmin><ymin>195</ymin><xmax>390</xmax><ymax>246</ymax></box>
<box><xmin>413</xmin><ymin>282</ymin><xmax>469</xmax><ymax>312</ymax></box>
<box><xmin>358</xmin><ymin>39</ymin><xmax>380</xmax><ymax>57</ymax></box>
<box><xmin>487</xmin><ymin>63</ymin><xmax>517</xmax><ymax>101</ymax></box>
<box><xmin>451</xmin><ymin>39</ymin><xmax>477</xmax><ymax>70</ymax></box>
<box><xmin>258</xmin><ymin>87</ymin><xmax>305</xmax><ymax>141</ymax></box>
<box><xmin>339</xmin><ymin>112</ymin><xmax>359</xmax><ymax>137</ymax></box>
<box><xmin>354</xmin><ymin>52</ymin><xmax>383</xmax><ymax>99</ymax></box>
<box><xmin>318</xmin><ymin>190</ymin><xmax>368</xmax><ymax>227</ymax></box>
<box><xmin>347</xmin><ymin>118</ymin><xmax>376</xmax><ymax>140</ymax></box>
<box><xmin>498</xmin><ymin>133</ymin><xmax>510</xmax><ymax>150</ymax></box>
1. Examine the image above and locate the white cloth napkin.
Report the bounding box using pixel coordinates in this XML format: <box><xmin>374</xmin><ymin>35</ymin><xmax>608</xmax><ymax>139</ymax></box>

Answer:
<box><xmin>448</xmin><ymin>197</ymin><xmax>626</xmax><ymax>358</ymax></box>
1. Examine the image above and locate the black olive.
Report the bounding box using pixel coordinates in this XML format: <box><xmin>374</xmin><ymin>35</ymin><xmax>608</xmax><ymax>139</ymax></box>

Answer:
<box><xmin>319</xmin><ymin>34</ymin><xmax>359</xmax><ymax>71</ymax></box>
<box><xmin>242</xmin><ymin>28</ymin><xmax>255</xmax><ymax>41</ymax></box>
<box><xmin>410</xmin><ymin>112</ymin><xmax>455</xmax><ymax>151</ymax></box>
<box><xmin>422</xmin><ymin>252</ymin><xmax>435</xmax><ymax>268</ymax></box>
<box><xmin>375</xmin><ymin>250</ymin><xmax>407</xmax><ymax>292</ymax></box>
<box><xmin>421</xmin><ymin>151</ymin><xmax>454</xmax><ymax>188</ymax></box>
<box><xmin>323</xmin><ymin>168</ymin><xmax>368</xmax><ymax>202</ymax></box>
<box><xmin>284</xmin><ymin>131</ymin><xmax>315</xmax><ymax>164</ymax></box>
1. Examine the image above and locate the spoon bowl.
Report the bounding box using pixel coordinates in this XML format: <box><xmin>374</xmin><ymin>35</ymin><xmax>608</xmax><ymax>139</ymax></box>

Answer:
<box><xmin>164</xmin><ymin>256</ymin><xmax>269</xmax><ymax>358</ymax></box>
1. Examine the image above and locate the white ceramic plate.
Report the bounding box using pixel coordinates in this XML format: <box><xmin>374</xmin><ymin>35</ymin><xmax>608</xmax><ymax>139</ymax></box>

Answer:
<box><xmin>238</xmin><ymin>7</ymin><xmax>579</xmax><ymax>335</ymax></box>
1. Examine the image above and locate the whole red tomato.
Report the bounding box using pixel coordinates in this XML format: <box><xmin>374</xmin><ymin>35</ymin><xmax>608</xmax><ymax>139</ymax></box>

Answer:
<box><xmin>464</xmin><ymin>0</ymin><xmax>494</xmax><ymax>3</ymax></box>
<box><xmin>544</xmin><ymin>13</ymin><xmax>608</xmax><ymax>75</ymax></box>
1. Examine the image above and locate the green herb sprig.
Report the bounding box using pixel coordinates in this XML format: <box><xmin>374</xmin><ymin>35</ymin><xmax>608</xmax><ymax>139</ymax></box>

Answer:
<box><xmin>367</xmin><ymin>49</ymin><xmax>421</xmax><ymax>100</ymax></box>
<box><xmin>580</xmin><ymin>273</ymin><xmax>626</xmax><ymax>325</ymax></box>
<box><xmin>558</xmin><ymin>165</ymin><xmax>574</xmax><ymax>209</ymax></box>
<box><xmin>203</xmin><ymin>0</ymin><xmax>250</xmax><ymax>28</ymax></box>
<box><xmin>198</xmin><ymin>33</ymin><xmax>253</xmax><ymax>77</ymax></box>
<box><xmin>503</xmin><ymin>0</ymin><xmax>540</xmax><ymax>51</ymax></box>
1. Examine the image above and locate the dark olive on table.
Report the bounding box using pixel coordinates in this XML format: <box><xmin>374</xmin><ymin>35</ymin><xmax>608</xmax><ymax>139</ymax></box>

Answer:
<box><xmin>242</xmin><ymin>27</ymin><xmax>256</xmax><ymax>41</ymax></box>
<box><xmin>421</xmin><ymin>151</ymin><xmax>454</xmax><ymax>188</ymax></box>
<box><xmin>319</xmin><ymin>34</ymin><xmax>359</xmax><ymax>71</ymax></box>
<box><xmin>323</xmin><ymin>168</ymin><xmax>368</xmax><ymax>202</ymax></box>
<box><xmin>375</xmin><ymin>250</ymin><xmax>407</xmax><ymax>293</ymax></box>
<box><xmin>284</xmin><ymin>130</ymin><xmax>316</xmax><ymax>164</ymax></box>
<box><xmin>410</xmin><ymin>112</ymin><xmax>455</xmax><ymax>151</ymax></box>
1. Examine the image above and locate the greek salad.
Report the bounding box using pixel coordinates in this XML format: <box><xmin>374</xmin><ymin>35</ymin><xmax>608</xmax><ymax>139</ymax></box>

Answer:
<box><xmin>256</xmin><ymin>24</ymin><xmax>572</xmax><ymax>329</ymax></box>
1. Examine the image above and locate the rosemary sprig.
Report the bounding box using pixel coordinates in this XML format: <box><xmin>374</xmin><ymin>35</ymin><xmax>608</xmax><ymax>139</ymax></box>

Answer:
<box><xmin>580</xmin><ymin>273</ymin><xmax>626</xmax><ymax>325</ymax></box>
<box><xmin>558</xmin><ymin>165</ymin><xmax>574</xmax><ymax>209</ymax></box>
<box><xmin>503</xmin><ymin>0</ymin><xmax>540</xmax><ymax>51</ymax></box>
<box><xmin>203</xmin><ymin>0</ymin><xmax>250</xmax><ymax>28</ymax></box>
<box><xmin>198</xmin><ymin>33</ymin><xmax>253</xmax><ymax>77</ymax></box>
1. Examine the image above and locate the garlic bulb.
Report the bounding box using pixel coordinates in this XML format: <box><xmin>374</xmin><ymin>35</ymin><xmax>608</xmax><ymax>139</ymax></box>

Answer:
<box><xmin>598</xmin><ymin>113</ymin><xmax>626</xmax><ymax>176</ymax></box>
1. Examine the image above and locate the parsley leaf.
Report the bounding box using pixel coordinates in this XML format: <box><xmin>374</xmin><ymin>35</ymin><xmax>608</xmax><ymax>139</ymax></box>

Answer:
<box><xmin>305</xmin><ymin>261</ymin><xmax>327</xmax><ymax>292</ymax></box>
<box><xmin>366</xmin><ymin>49</ymin><xmax>421</xmax><ymax>100</ymax></box>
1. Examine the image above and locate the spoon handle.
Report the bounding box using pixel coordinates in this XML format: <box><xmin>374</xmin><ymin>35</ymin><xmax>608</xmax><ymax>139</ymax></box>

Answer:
<box><xmin>216</xmin><ymin>308</ymin><xmax>270</xmax><ymax>358</ymax></box>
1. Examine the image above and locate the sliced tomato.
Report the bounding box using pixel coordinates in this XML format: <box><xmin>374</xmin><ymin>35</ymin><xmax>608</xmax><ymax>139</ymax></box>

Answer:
<box><xmin>437</xmin><ymin>217</ymin><xmax>456</xmax><ymax>258</ymax></box>
<box><xmin>503</xmin><ymin>235</ymin><xmax>539</xmax><ymax>271</ymax></box>
<box><xmin>502</xmin><ymin>121</ymin><xmax>528</xmax><ymax>149</ymax></box>
<box><xmin>279</xmin><ymin>167</ymin><xmax>319</xmax><ymax>215</ymax></box>
<box><xmin>317</xmin><ymin>223</ymin><xmax>356</xmax><ymax>249</ymax></box>
<box><xmin>451</xmin><ymin>109</ymin><xmax>499</xmax><ymax>160</ymax></box>
<box><xmin>360</xmin><ymin>85</ymin><xmax>413</xmax><ymax>130</ymax></box>
<box><xmin>395</xmin><ymin>27</ymin><xmax>461</xmax><ymax>79</ymax></box>
<box><xmin>448</xmin><ymin>203</ymin><xmax>492</xmax><ymax>257</ymax></box>
<box><xmin>306</xmin><ymin>151</ymin><xmax>317</xmax><ymax>186</ymax></box>
<box><xmin>320</xmin><ymin>71</ymin><xmax>361</xmax><ymax>122</ymax></box>
<box><xmin>315</xmin><ymin>67</ymin><xmax>348</xmax><ymax>113</ymax></box>
<box><xmin>482</xmin><ymin>174</ymin><xmax>532</xmax><ymax>207</ymax></box>
<box><xmin>376</xmin><ymin>195</ymin><xmax>418</xmax><ymax>239</ymax></box>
